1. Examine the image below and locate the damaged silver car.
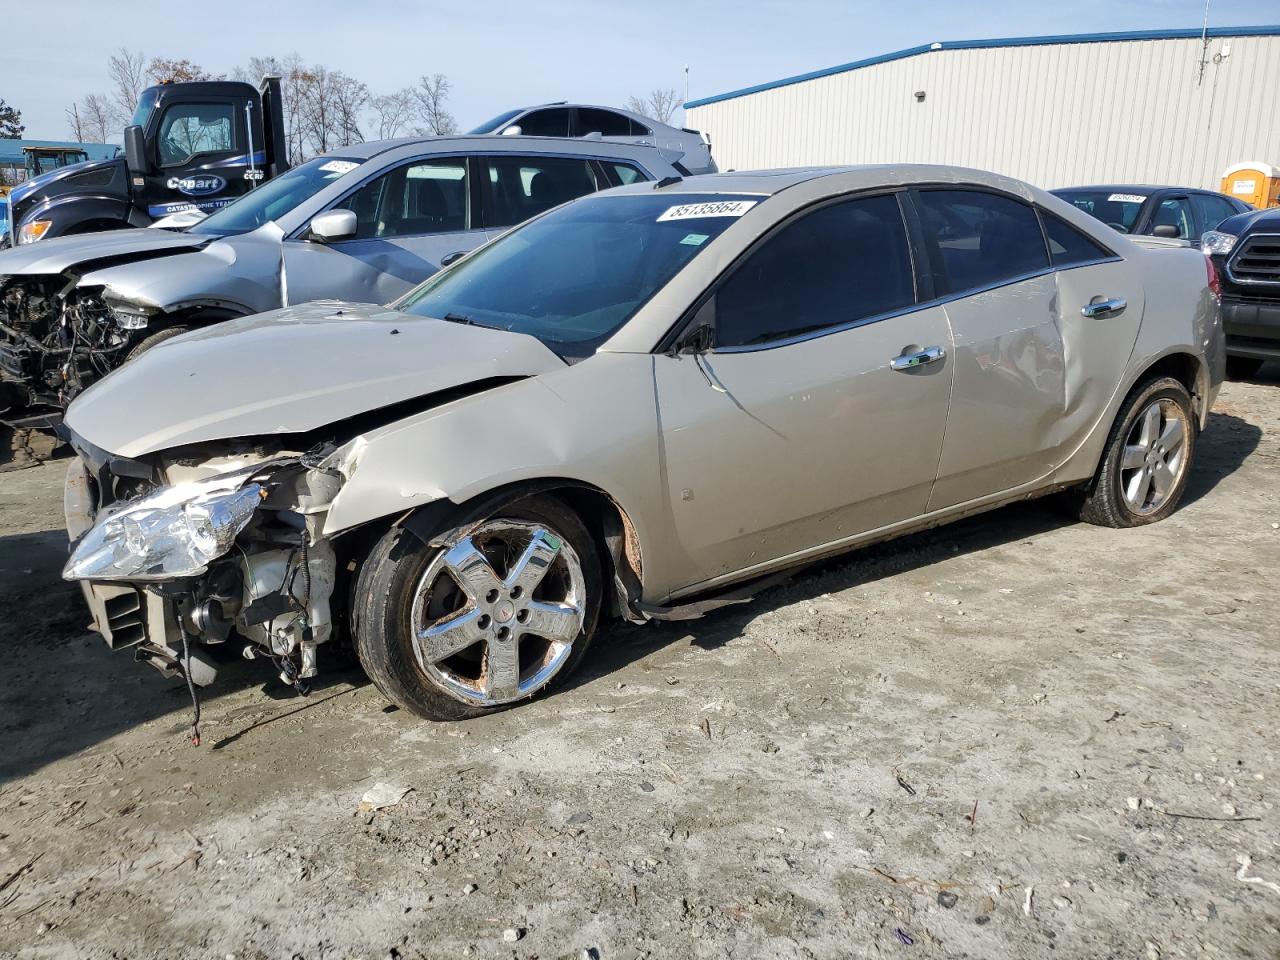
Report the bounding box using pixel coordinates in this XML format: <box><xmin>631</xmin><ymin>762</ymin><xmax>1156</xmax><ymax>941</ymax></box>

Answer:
<box><xmin>61</xmin><ymin>165</ymin><xmax>1223</xmax><ymax>722</ymax></box>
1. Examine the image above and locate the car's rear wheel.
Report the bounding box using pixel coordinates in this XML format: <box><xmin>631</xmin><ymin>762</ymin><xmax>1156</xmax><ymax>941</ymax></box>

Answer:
<box><xmin>1073</xmin><ymin>376</ymin><xmax>1197</xmax><ymax>528</ymax></box>
<box><xmin>353</xmin><ymin>495</ymin><xmax>602</xmax><ymax>720</ymax></box>
<box><xmin>1225</xmin><ymin>356</ymin><xmax>1264</xmax><ymax>381</ymax></box>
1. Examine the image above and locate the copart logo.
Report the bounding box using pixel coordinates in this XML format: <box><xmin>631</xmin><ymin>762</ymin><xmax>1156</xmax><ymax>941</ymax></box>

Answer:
<box><xmin>166</xmin><ymin>174</ymin><xmax>226</xmax><ymax>197</ymax></box>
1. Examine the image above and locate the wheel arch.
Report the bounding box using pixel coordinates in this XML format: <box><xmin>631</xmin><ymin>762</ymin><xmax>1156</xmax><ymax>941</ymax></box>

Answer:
<box><xmin>394</xmin><ymin>477</ymin><xmax>645</xmax><ymax>623</ymax></box>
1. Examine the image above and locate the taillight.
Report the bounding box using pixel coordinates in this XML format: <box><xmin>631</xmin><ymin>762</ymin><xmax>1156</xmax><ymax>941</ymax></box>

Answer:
<box><xmin>1205</xmin><ymin>254</ymin><xmax>1221</xmax><ymax>301</ymax></box>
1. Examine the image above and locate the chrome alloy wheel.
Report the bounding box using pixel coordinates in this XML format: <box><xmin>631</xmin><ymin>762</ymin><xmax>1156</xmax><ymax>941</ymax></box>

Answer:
<box><xmin>410</xmin><ymin>520</ymin><xmax>586</xmax><ymax>706</ymax></box>
<box><xmin>1120</xmin><ymin>398</ymin><xmax>1190</xmax><ymax>516</ymax></box>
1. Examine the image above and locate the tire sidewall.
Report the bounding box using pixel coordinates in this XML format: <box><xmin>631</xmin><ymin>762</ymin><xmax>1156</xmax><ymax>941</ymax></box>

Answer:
<box><xmin>355</xmin><ymin>495</ymin><xmax>603</xmax><ymax>720</ymax></box>
<box><xmin>1106</xmin><ymin>378</ymin><xmax>1197</xmax><ymax>526</ymax></box>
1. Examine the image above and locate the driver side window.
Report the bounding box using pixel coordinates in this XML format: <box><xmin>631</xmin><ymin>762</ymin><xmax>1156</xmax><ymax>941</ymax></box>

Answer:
<box><xmin>157</xmin><ymin>102</ymin><xmax>236</xmax><ymax>166</ymax></box>
<box><xmin>335</xmin><ymin>158</ymin><xmax>470</xmax><ymax>239</ymax></box>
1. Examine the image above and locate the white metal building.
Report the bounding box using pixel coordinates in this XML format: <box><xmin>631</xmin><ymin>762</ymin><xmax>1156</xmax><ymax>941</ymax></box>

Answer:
<box><xmin>684</xmin><ymin>27</ymin><xmax>1280</xmax><ymax>191</ymax></box>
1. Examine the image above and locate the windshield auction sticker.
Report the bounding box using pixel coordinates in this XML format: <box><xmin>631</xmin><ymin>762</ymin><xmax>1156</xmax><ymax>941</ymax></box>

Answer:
<box><xmin>657</xmin><ymin>200</ymin><xmax>757</xmax><ymax>222</ymax></box>
<box><xmin>319</xmin><ymin>160</ymin><xmax>360</xmax><ymax>175</ymax></box>
<box><xmin>1107</xmin><ymin>193</ymin><xmax>1147</xmax><ymax>204</ymax></box>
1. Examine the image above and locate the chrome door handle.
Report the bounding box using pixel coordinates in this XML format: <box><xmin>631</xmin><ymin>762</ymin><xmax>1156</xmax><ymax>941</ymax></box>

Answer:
<box><xmin>890</xmin><ymin>346</ymin><xmax>946</xmax><ymax>371</ymax></box>
<box><xmin>1081</xmin><ymin>297</ymin><xmax>1127</xmax><ymax>318</ymax></box>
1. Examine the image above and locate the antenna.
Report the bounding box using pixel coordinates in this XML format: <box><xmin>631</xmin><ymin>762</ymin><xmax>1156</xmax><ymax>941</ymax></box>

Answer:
<box><xmin>1197</xmin><ymin>0</ymin><xmax>1211</xmax><ymax>85</ymax></box>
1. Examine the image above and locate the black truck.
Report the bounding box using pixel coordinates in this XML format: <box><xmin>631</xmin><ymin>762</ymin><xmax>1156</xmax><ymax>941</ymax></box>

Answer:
<box><xmin>1202</xmin><ymin>207</ymin><xmax>1280</xmax><ymax>379</ymax></box>
<box><xmin>4</xmin><ymin>77</ymin><xmax>288</xmax><ymax>247</ymax></box>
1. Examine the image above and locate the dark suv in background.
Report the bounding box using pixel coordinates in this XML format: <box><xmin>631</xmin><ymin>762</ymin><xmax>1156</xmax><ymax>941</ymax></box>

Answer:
<box><xmin>1203</xmin><ymin>207</ymin><xmax>1280</xmax><ymax>379</ymax></box>
<box><xmin>1052</xmin><ymin>185</ymin><xmax>1249</xmax><ymax>243</ymax></box>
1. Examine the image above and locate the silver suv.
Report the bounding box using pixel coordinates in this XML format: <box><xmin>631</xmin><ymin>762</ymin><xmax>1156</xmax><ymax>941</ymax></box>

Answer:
<box><xmin>469</xmin><ymin>102</ymin><xmax>716</xmax><ymax>175</ymax></box>
<box><xmin>0</xmin><ymin>136</ymin><xmax>680</xmax><ymax>414</ymax></box>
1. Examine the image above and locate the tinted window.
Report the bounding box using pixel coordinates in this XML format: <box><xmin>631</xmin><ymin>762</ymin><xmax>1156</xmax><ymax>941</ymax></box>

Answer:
<box><xmin>485</xmin><ymin>155</ymin><xmax>600</xmax><ymax>228</ymax></box>
<box><xmin>190</xmin><ymin>156</ymin><xmax>363</xmax><ymax>236</ymax></box>
<box><xmin>1041</xmin><ymin>212</ymin><xmax>1112</xmax><ymax>268</ymax></box>
<box><xmin>157</xmin><ymin>102</ymin><xmax>236</xmax><ymax>165</ymax></box>
<box><xmin>1055</xmin><ymin>190</ymin><xmax>1147</xmax><ymax>234</ymax></box>
<box><xmin>467</xmin><ymin>109</ymin><xmax>523</xmax><ymax>135</ymax></box>
<box><xmin>1151</xmin><ymin>197</ymin><xmax>1193</xmax><ymax>239</ymax></box>
<box><xmin>336</xmin><ymin>158</ymin><xmax>468</xmax><ymax>239</ymax></box>
<box><xmin>916</xmin><ymin>190</ymin><xmax>1048</xmax><ymax>295</ymax></box>
<box><xmin>1191</xmin><ymin>193</ymin><xmax>1238</xmax><ymax>235</ymax></box>
<box><xmin>397</xmin><ymin>193</ymin><xmax>754</xmax><ymax>358</ymax></box>
<box><xmin>608</xmin><ymin>161</ymin><xmax>647</xmax><ymax>185</ymax></box>
<box><xmin>517</xmin><ymin>108</ymin><xmax>571</xmax><ymax>137</ymax></box>
<box><xmin>576</xmin><ymin>108</ymin><xmax>632</xmax><ymax>137</ymax></box>
<box><xmin>628</xmin><ymin>117</ymin><xmax>652</xmax><ymax>136</ymax></box>
<box><xmin>715</xmin><ymin>194</ymin><xmax>915</xmax><ymax>348</ymax></box>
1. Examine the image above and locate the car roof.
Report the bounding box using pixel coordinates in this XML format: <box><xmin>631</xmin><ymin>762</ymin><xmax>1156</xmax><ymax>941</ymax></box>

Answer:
<box><xmin>1053</xmin><ymin>184</ymin><xmax>1229</xmax><ymax>197</ymax></box>
<box><xmin>318</xmin><ymin>135</ymin><xmax>672</xmax><ymax>163</ymax></box>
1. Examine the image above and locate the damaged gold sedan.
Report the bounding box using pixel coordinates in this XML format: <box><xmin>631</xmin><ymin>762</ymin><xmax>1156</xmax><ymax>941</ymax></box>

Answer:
<box><xmin>61</xmin><ymin>165</ymin><xmax>1223</xmax><ymax>722</ymax></box>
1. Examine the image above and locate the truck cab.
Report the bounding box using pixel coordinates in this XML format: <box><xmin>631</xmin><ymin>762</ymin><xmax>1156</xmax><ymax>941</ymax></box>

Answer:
<box><xmin>6</xmin><ymin>77</ymin><xmax>287</xmax><ymax>245</ymax></box>
<box><xmin>24</xmin><ymin>146</ymin><xmax>91</xmax><ymax>178</ymax></box>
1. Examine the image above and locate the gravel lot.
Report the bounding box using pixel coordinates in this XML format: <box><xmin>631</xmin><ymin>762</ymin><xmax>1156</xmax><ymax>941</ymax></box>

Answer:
<box><xmin>1</xmin><ymin>372</ymin><xmax>1279</xmax><ymax>960</ymax></box>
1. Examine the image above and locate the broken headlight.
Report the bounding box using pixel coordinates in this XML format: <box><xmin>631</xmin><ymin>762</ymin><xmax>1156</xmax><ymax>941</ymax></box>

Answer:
<box><xmin>64</xmin><ymin>476</ymin><xmax>264</xmax><ymax>582</ymax></box>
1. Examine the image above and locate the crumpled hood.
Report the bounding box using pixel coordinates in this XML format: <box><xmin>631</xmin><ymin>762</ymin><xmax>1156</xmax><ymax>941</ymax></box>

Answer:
<box><xmin>0</xmin><ymin>228</ymin><xmax>210</xmax><ymax>277</ymax></box>
<box><xmin>64</xmin><ymin>300</ymin><xmax>567</xmax><ymax>458</ymax></box>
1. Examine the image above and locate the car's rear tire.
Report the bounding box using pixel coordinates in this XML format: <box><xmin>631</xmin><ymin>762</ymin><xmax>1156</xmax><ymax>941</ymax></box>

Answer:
<box><xmin>1072</xmin><ymin>376</ymin><xmax>1197</xmax><ymax>528</ymax></box>
<box><xmin>1225</xmin><ymin>356</ymin><xmax>1264</xmax><ymax>381</ymax></box>
<box><xmin>352</xmin><ymin>495</ymin><xmax>603</xmax><ymax>720</ymax></box>
<box><xmin>125</xmin><ymin>325</ymin><xmax>190</xmax><ymax>362</ymax></box>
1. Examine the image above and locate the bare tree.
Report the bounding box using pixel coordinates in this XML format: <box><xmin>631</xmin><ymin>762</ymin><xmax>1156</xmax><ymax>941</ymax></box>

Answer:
<box><xmin>66</xmin><ymin>94</ymin><xmax>114</xmax><ymax>142</ymax></box>
<box><xmin>147</xmin><ymin>58</ymin><xmax>219</xmax><ymax>84</ymax></box>
<box><xmin>413</xmin><ymin>74</ymin><xmax>457</xmax><ymax>135</ymax></box>
<box><xmin>332</xmin><ymin>72</ymin><xmax>369</xmax><ymax>145</ymax></box>
<box><xmin>625</xmin><ymin>88</ymin><xmax>681</xmax><ymax>125</ymax></box>
<box><xmin>372</xmin><ymin>88</ymin><xmax>415</xmax><ymax>140</ymax></box>
<box><xmin>107</xmin><ymin>48</ymin><xmax>148</xmax><ymax>125</ymax></box>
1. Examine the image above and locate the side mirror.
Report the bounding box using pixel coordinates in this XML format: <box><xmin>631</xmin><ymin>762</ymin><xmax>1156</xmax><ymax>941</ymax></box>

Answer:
<box><xmin>308</xmin><ymin>209</ymin><xmax>358</xmax><ymax>243</ymax></box>
<box><xmin>500</xmin><ymin>124</ymin><xmax>522</xmax><ymax>136</ymax></box>
<box><xmin>1152</xmin><ymin>224</ymin><xmax>1181</xmax><ymax>239</ymax></box>
<box><xmin>124</xmin><ymin>125</ymin><xmax>150</xmax><ymax>177</ymax></box>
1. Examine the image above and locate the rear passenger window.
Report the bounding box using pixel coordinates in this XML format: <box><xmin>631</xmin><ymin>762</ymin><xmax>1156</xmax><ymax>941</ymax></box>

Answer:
<box><xmin>575</xmin><ymin>108</ymin><xmax>633</xmax><ymax>137</ymax></box>
<box><xmin>715</xmin><ymin>194</ymin><xmax>916</xmax><ymax>348</ymax></box>
<box><xmin>484</xmin><ymin>155</ymin><xmax>600</xmax><ymax>228</ymax></box>
<box><xmin>915</xmin><ymin>190</ymin><xmax>1049</xmax><ymax>295</ymax></box>
<box><xmin>607</xmin><ymin>161</ymin><xmax>646</xmax><ymax>185</ymax></box>
<box><xmin>1041</xmin><ymin>212</ymin><xmax>1112</xmax><ymax>268</ymax></box>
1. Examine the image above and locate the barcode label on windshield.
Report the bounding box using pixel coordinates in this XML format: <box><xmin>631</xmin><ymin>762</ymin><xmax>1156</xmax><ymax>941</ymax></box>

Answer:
<box><xmin>1107</xmin><ymin>193</ymin><xmax>1146</xmax><ymax>204</ymax></box>
<box><xmin>657</xmin><ymin>200</ymin><xmax>757</xmax><ymax>222</ymax></box>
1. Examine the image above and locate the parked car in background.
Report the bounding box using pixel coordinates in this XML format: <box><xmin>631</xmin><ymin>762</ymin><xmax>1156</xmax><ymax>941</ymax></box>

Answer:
<box><xmin>0</xmin><ymin>198</ymin><xmax>8</xmax><ymax>248</ymax></box>
<box><xmin>0</xmin><ymin>136</ymin><xmax>678</xmax><ymax>418</ymax></box>
<box><xmin>1202</xmin><ymin>204</ymin><xmax>1280</xmax><ymax>378</ymax></box>
<box><xmin>1052</xmin><ymin>185</ymin><xmax>1250</xmax><ymax>243</ymax></box>
<box><xmin>59</xmin><ymin>165</ymin><xmax>1221</xmax><ymax>721</ymax></box>
<box><xmin>469</xmin><ymin>102</ymin><xmax>717</xmax><ymax>175</ymax></box>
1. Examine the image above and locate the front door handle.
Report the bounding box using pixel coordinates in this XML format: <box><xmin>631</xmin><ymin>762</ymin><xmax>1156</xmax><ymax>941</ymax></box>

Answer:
<box><xmin>1081</xmin><ymin>297</ymin><xmax>1127</xmax><ymax>318</ymax></box>
<box><xmin>890</xmin><ymin>345</ymin><xmax>946</xmax><ymax>371</ymax></box>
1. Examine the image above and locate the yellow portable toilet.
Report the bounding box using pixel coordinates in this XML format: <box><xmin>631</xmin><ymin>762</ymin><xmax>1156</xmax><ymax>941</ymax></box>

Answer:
<box><xmin>1220</xmin><ymin>162</ymin><xmax>1280</xmax><ymax>209</ymax></box>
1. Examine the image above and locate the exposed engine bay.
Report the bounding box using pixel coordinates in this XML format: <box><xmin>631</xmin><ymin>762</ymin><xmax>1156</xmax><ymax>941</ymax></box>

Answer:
<box><xmin>0</xmin><ymin>275</ymin><xmax>150</xmax><ymax>413</ymax></box>
<box><xmin>63</xmin><ymin>435</ymin><xmax>351</xmax><ymax>709</ymax></box>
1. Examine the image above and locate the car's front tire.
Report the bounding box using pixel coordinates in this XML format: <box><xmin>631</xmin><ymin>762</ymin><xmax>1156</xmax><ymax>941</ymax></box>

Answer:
<box><xmin>1072</xmin><ymin>376</ymin><xmax>1197</xmax><ymax>528</ymax></box>
<box><xmin>352</xmin><ymin>495</ymin><xmax>603</xmax><ymax>720</ymax></box>
<box><xmin>125</xmin><ymin>325</ymin><xmax>191</xmax><ymax>362</ymax></box>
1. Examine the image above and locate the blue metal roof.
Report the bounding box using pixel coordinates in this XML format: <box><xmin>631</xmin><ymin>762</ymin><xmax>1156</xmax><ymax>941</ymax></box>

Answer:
<box><xmin>684</xmin><ymin>25</ymin><xmax>1280</xmax><ymax>108</ymax></box>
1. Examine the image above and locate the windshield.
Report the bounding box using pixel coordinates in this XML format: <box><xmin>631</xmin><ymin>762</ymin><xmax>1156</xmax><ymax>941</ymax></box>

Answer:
<box><xmin>1054</xmin><ymin>190</ymin><xmax>1148</xmax><ymax>234</ymax></box>
<box><xmin>396</xmin><ymin>192</ymin><xmax>762</xmax><ymax>357</ymax></box>
<box><xmin>131</xmin><ymin>87</ymin><xmax>159</xmax><ymax>129</ymax></box>
<box><xmin>189</xmin><ymin>157</ymin><xmax>364</xmax><ymax>236</ymax></box>
<box><xmin>467</xmin><ymin>109</ymin><xmax>523</xmax><ymax>134</ymax></box>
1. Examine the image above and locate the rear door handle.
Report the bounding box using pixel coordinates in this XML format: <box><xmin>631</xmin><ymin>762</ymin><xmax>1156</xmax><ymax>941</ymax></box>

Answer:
<box><xmin>890</xmin><ymin>346</ymin><xmax>946</xmax><ymax>371</ymax></box>
<box><xmin>440</xmin><ymin>250</ymin><xmax>468</xmax><ymax>267</ymax></box>
<box><xmin>1081</xmin><ymin>297</ymin><xmax>1127</xmax><ymax>318</ymax></box>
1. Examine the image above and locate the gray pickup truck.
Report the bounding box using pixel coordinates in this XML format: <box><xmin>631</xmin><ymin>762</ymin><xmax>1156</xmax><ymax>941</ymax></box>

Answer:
<box><xmin>0</xmin><ymin>136</ymin><xmax>678</xmax><ymax>419</ymax></box>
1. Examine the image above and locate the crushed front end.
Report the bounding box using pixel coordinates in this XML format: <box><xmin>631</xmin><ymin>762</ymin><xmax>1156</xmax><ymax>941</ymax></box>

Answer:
<box><xmin>62</xmin><ymin>434</ymin><xmax>349</xmax><ymax>700</ymax></box>
<box><xmin>0</xmin><ymin>275</ymin><xmax>150</xmax><ymax>417</ymax></box>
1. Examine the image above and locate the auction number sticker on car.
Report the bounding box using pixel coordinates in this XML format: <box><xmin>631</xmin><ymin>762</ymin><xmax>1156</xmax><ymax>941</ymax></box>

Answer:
<box><xmin>1107</xmin><ymin>193</ymin><xmax>1147</xmax><ymax>203</ymax></box>
<box><xmin>319</xmin><ymin>160</ymin><xmax>360</xmax><ymax>175</ymax></box>
<box><xmin>657</xmin><ymin>200</ymin><xmax>757</xmax><ymax>222</ymax></box>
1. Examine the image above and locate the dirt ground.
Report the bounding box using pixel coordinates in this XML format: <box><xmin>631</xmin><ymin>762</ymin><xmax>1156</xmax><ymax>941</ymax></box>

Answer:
<box><xmin>1</xmin><ymin>372</ymin><xmax>1279</xmax><ymax>960</ymax></box>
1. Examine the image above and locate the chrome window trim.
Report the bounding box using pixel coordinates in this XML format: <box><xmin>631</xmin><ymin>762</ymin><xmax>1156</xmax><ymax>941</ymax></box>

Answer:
<box><xmin>712</xmin><ymin>256</ymin><xmax>1123</xmax><ymax>355</ymax></box>
<box><xmin>1225</xmin><ymin>232</ymin><xmax>1280</xmax><ymax>287</ymax></box>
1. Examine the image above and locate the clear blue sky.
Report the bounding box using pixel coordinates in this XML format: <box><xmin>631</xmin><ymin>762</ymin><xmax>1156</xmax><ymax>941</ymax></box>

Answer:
<box><xmin>6</xmin><ymin>0</ymin><xmax>1279</xmax><ymax>140</ymax></box>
